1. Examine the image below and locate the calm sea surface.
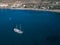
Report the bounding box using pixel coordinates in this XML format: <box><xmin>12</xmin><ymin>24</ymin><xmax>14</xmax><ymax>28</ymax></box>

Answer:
<box><xmin>0</xmin><ymin>9</ymin><xmax>60</xmax><ymax>45</ymax></box>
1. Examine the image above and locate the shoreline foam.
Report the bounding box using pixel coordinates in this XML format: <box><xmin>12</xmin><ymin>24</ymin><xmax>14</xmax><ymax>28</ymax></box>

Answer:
<box><xmin>0</xmin><ymin>8</ymin><xmax>60</xmax><ymax>13</ymax></box>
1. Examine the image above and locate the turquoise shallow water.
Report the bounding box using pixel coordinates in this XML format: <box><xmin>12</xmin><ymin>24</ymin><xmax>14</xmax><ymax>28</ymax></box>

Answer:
<box><xmin>0</xmin><ymin>9</ymin><xmax>60</xmax><ymax>45</ymax></box>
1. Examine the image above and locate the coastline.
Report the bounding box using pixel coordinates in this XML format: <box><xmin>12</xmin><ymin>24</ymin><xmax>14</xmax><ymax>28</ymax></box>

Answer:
<box><xmin>0</xmin><ymin>8</ymin><xmax>60</xmax><ymax>13</ymax></box>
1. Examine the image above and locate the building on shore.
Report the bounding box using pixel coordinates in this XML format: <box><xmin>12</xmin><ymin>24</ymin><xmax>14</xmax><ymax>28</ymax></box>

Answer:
<box><xmin>0</xmin><ymin>3</ymin><xmax>8</xmax><ymax>8</ymax></box>
<box><xmin>10</xmin><ymin>1</ymin><xmax>23</xmax><ymax>8</ymax></box>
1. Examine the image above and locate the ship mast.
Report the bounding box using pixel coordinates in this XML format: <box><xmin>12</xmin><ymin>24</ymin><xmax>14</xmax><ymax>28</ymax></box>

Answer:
<box><xmin>14</xmin><ymin>24</ymin><xmax>23</xmax><ymax>34</ymax></box>
<box><xmin>20</xmin><ymin>24</ymin><xmax>21</xmax><ymax>30</ymax></box>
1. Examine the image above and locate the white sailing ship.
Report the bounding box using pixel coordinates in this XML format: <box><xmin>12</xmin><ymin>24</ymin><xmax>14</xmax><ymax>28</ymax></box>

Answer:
<box><xmin>14</xmin><ymin>24</ymin><xmax>23</xmax><ymax>34</ymax></box>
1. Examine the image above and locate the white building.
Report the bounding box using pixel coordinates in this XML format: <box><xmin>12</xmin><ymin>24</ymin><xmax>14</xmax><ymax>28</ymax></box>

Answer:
<box><xmin>0</xmin><ymin>3</ymin><xmax>8</xmax><ymax>8</ymax></box>
<box><xmin>11</xmin><ymin>3</ymin><xmax>22</xmax><ymax>8</ymax></box>
<box><xmin>11</xmin><ymin>1</ymin><xmax>22</xmax><ymax>8</ymax></box>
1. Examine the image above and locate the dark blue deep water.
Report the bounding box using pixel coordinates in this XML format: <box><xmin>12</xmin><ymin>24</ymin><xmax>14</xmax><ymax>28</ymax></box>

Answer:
<box><xmin>0</xmin><ymin>9</ymin><xmax>60</xmax><ymax>45</ymax></box>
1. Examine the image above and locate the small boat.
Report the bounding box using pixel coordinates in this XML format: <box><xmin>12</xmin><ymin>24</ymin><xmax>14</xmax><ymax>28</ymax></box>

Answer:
<box><xmin>14</xmin><ymin>24</ymin><xmax>23</xmax><ymax>34</ymax></box>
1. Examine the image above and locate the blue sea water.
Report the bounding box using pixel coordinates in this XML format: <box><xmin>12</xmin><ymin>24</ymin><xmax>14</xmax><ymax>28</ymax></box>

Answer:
<box><xmin>0</xmin><ymin>9</ymin><xmax>60</xmax><ymax>45</ymax></box>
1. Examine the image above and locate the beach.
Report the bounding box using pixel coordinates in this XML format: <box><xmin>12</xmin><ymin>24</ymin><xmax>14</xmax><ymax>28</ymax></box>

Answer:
<box><xmin>0</xmin><ymin>8</ymin><xmax>60</xmax><ymax>13</ymax></box>
<box><xmin>6</xmin><ymin>8</ymin><xmax>60</xmax><ymax>13</ymax></box>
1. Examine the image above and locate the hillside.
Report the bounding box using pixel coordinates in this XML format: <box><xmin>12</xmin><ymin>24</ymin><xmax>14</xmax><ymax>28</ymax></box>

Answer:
<box><xmin>0</xmin><ymin>0</ymin><xmax>60</xmax><ymax>3</ymax></box>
